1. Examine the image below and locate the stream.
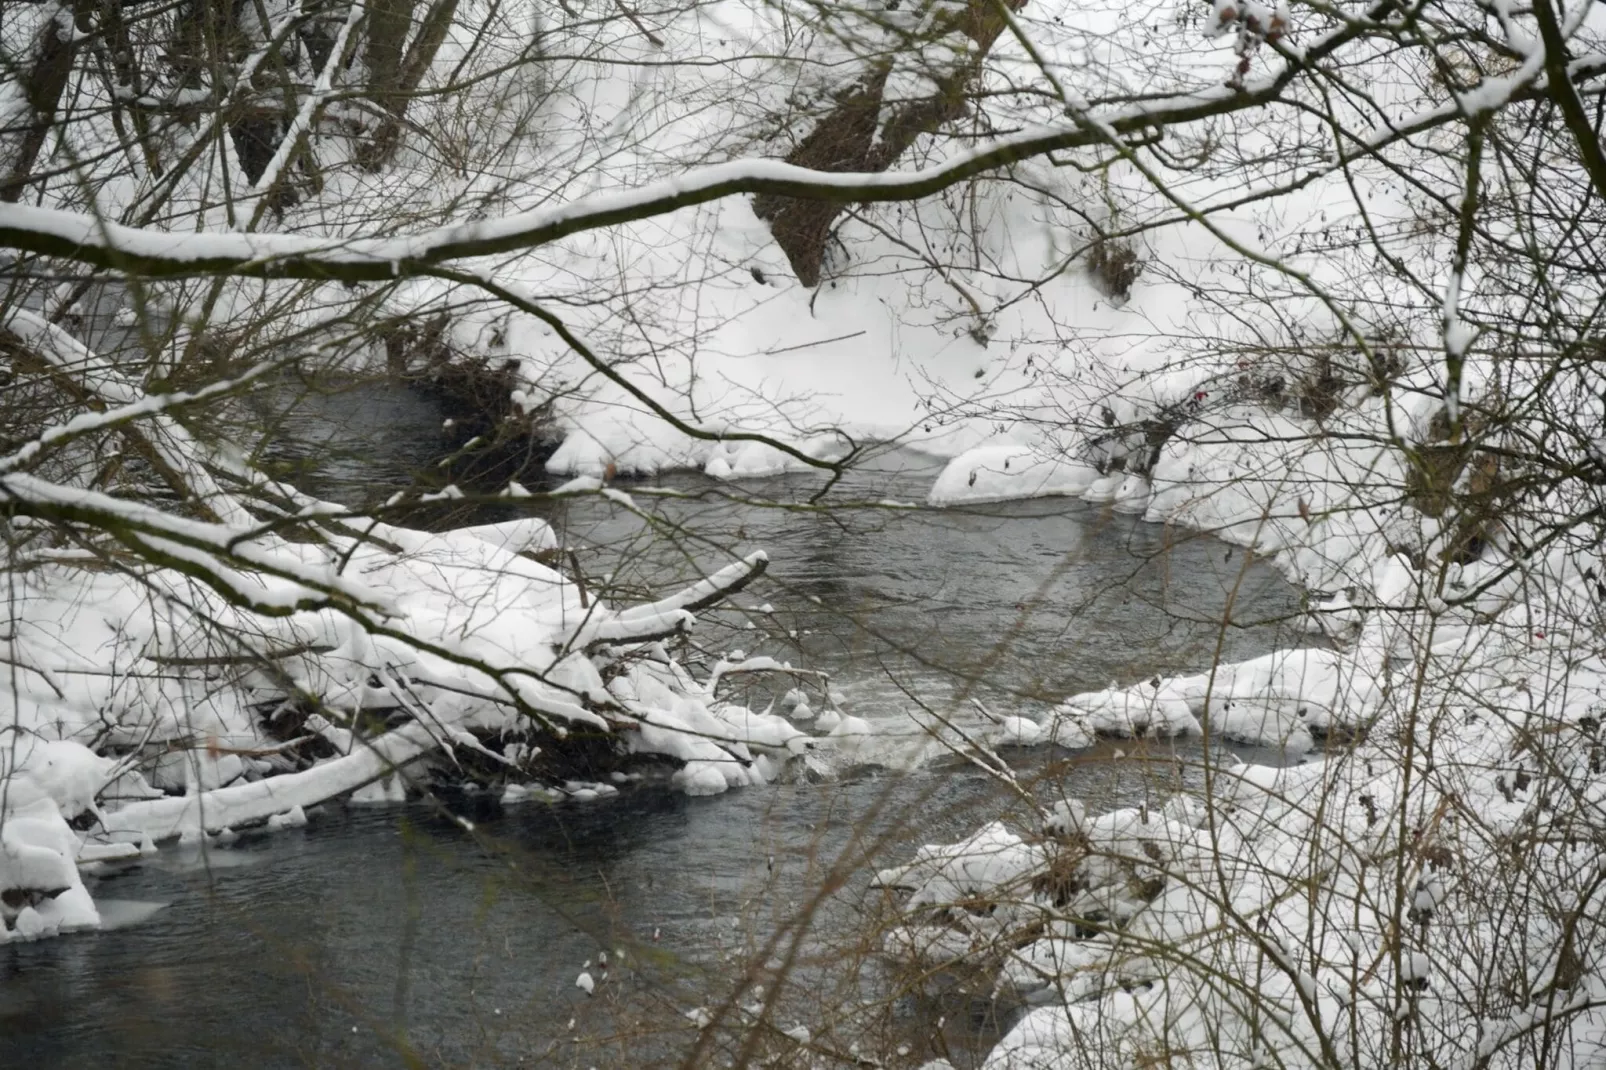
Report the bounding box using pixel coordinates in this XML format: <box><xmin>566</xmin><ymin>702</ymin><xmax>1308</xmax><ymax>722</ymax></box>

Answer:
<box><xmin>1</xmin><ymin>375</ymin><xmax>1311</xmax><ymax>1068</ymax></box>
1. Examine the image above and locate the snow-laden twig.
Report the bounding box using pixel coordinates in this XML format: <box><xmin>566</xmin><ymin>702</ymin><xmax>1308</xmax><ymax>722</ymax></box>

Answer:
<box><xmin>561</xmin><ymin>551</ymin><xmax>770</xmax><ymax>651</ymax></box>
<box><xmin>1440</xmin><ymin>116</ymin><xmax>1485</xmax><ymax>433</ymax></box>
<box><xmin>1</xmin><ymin>308</ymin><xmax>261</xmax><ymax>526</ymax></box>
<box><xmin>0</xmin><ymin>362</ymin><xmax>279</xmax><ymax>478</ymax></box>
<box><xmin>706</xmin><ymin>656</ymin><xmax>826</xmax><ymax>697</ymax></box>
<box><xmin>620</xmin><ymin>551</ymin><xmax>770</xmax><ymax>617</ymax></box>
<box><xmin>0</xmin><ymin>470</ymin><xmax>382</xmax><ymax>613</ymax></box>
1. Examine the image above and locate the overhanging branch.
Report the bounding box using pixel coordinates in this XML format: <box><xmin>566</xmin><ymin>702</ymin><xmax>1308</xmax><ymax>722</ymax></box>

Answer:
<box><xmin>0</xmin><ymin>84</ymin><xmax>1316</xmax><ymax>281</ymax></box>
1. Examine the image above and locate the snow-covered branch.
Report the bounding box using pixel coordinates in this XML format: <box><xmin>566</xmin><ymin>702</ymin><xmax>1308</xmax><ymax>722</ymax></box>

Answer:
<box><xmin>1</xmin><ymin>308</ymin><xmax>259</xmax><ymax>526</ymax></box>
<box><xmin>8</xmin><ymin>10</ymin><xmax>1562</xmax><ymax>284</ymax></box>
<box><xmin>562</xmin><ymin>551</ymin><xmax>769</xmax><ymax>649</ymax></box>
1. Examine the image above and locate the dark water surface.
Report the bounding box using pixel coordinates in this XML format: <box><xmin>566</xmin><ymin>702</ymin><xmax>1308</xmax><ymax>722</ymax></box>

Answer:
<box><xmin>3</xmin><ymin>743</ymin><xmax>1290</xmax><ymax>1069</ymax></box>
<box><xmin>1</xmin><ymin>378</ymin><xmax>1312</xmax><ymax>1068</ymax></box>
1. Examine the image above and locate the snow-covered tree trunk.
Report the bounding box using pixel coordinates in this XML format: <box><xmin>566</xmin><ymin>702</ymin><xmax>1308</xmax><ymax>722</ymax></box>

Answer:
<box><xmin>0</xmin><ymin>1</ymin><xmax>88</xmax><ymax>203</ymax></box>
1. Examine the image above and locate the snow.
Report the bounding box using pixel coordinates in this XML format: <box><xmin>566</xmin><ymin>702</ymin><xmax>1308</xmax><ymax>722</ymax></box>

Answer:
<box><xmin>1043</xmin><ymin>799</ymin><xmax>1086</xmax><ymax>837</ymax></box>
<box><xmin>1001</xmin><ymin>646</ymin><xmax>1364</xmax><ymax>755</ymax></box>
<box><xmin>0</xmin><ymin>464</ymin><xmax>830</xmax><ymax>936</ymax></box>
<box><xmin>675</xmin><ymin>764</ymin><xmax>733</xmax><ymax>797</ymax></box>
<box><xmin>1108</xmin><ymin>473</ymin><xmax>1151</xmax><ymax>514</ymax></box>
<box><xmin>928</xmin><ymin>444</ymin><xmax>1099</xmax><ymax>505</ymax></box>
<box><xmin>0</xmin><ymin>83</ymin><xmax>1272</xmax><ymax>281</ymax></box>
<box><xmin>1048</xmin><ymin>685</ymin><xmax>1200</xmax><ymax>740</ymax></box>
<box><xmin>3</xmin><ymin>738</ymin><xmax>112</xmax><ymax>821</ymax></box>
<box><xmin>991</xmin><ymin>715</ymin><xmax>1043</xmax><ymax>747</ymax></box>
<box><xmin>453</xmin><ymin>517</ymin><xmax>559</xmax><ymax>556</ymax></box>
<box><xmin>1209</xmin><ymin>697</ymin><xmax>1316</xmax><ymax>754</ymax></box>
<box><xmin>828</xmin><ymin>715</ymin><xmax>874</xmax><ymax>740</ymax></box>
<box><xmin>876</xmin><ymin>382</ymin><xmax>1606</xmax><ymax>1067</ymax></box>
<box><xmin>0</xmin><ymin>0</ymin><xmax>1429</xmax><ymax>487</ymax></box>
<box><xmin>0</xmin><ymin>739</ymin><xmax>109</xmax><ymax>941</ymax></box>
<box><xmin>872</xmin><ymin>821</ymin><xmax>1046</xmax><ymax>908</ymax></box>
<box><xmin>1080</xmin><ymin>474</ymin><xmax>1123</xmax><ymax>504</ymax></box>
<box><xmin>4</xmin><ymin>6</ymin><xmax>1606</xmax><ymax>1066</ymax></box>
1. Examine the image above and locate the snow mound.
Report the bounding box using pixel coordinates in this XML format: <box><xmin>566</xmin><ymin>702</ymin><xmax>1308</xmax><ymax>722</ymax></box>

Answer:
<box><xmin>3</xmin><ymin>738</ymin><xmax>112</xmax><ymax>820</ymax></box>
<box><xmin>1046</xmin><ymin>646</ymin><xmax>1378</xmax><ymax>748</ymax></box>
<box><xmin>1047</xmin><ymin>685</ymin><xmax>1199</xmax><ymax>740</ymax></box>
<box><xmin>0</xmin><ymin>739</ymin><xmax>109</xmax><ymax>941</ymax></box>
<box><xmin>928</xmin><ymin>444</ymin><xmax>1099</xmax><ymax>506</ymax></box>
<box><xmin>873</xmin><ymin>821</ymin><xmax>1045</xmax><ymax>903</ymax></box>
<box><xmin>1167</xmin><ymin>647</ymin><xmax>1379</xmax><ymax>736</ymax></box>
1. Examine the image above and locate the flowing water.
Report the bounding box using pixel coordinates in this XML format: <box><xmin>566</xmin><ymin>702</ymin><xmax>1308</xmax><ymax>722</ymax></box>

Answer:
<box><xmin>0</xmin><ymin>376</ymin><xmax>1313</xmax><ymax>1068</ymax></box>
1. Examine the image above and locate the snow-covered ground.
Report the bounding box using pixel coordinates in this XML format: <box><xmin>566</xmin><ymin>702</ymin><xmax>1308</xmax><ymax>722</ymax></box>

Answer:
<box><xmin>877</xmin><ymin>403</ymin><xmax>1606</xmax><ymax>1066</ymax></box>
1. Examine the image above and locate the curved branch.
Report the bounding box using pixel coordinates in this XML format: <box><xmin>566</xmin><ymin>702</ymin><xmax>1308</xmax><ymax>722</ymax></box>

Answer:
<box><xmin>429</xmin><ymin>267</ymin><xmax>848</xmax><ymax>474</ymax></box>
<box><xmin>0</xmin><ymin>11</ymin><xmax>1392</xmax><ymax>283</ymax></box>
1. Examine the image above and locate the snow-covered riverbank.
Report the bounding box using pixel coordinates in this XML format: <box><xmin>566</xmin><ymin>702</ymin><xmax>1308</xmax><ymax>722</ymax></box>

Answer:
<box><xmin>6</xmin><ymin>0</ymin><xmax>1606</xmax><ymax>1059</ymax></box>
<box><xmin>1</xmin><ymin>438</ymin><xmax>1306</xmax><ymax>947</ymax></box>
<box><xmin>879</xmin><ymin>394</ymin><xmax>1606</xmax><ymax>1068</ymax></box>
<box><xmin>0</xmin><ymin>499</ymin><xmax>823</xmax><ymax>941</ymax></box>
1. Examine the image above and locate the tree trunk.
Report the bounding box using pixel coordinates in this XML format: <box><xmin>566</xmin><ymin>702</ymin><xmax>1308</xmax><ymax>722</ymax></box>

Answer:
<box><xmin>753</xmin><ymin>0</ymin><xmax>1022</xmax><ymax>285</ymax></box>
<box><xmin>230</xmin><ymin>109</ymin><xmax>284</xmax><ymax>184</ymax></box>
<box><xmin>94</xmin><ymin>0</ymin><xmax>165</xmax><ymax>177</ymax></box>
<box><xmin>1</xmin><ymin>1</ymin><xmax>90</xmax><ymax>203</ymax></box>
<box><xmin>365</xmin><ymin>0</ymin><xmax>413</xmax><ymax>99</ymax></box>
<box><xmin>357</xmin><ymin>0</ymin><xmax>457</xmax><ymax>171</ymax></box>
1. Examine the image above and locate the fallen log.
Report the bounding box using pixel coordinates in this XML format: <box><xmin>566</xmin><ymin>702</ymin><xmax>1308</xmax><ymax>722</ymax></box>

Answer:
<box><xmin>95</xmin><ymin>718</ymin><xmax>444</xmax><ymax>843</ymax></box>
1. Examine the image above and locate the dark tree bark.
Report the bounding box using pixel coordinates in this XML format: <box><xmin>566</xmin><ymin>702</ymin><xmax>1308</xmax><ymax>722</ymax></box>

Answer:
<box><xmin>351</xmin><ymin>0</ymin><xmax>413</xmax><ymax>169</ymax></box>
<box><xmin>364</xmin><ymin>0</ymin><xmax>413</xmax><ymax>100</ymax></box>
<box><xmin>396</xmin><ymin>0</ymin><xmax>455</xmax><ymax>100</ymax></box>
<box><xmin>357</xmin><ymin>0</ymin><xmax>458</xmax><ymax>171</ymax></box>
<box><xmin>230</xmin><ymin>109</ymin><xmax>284</xmax><ymax>183</ymax></box>
<box><xmin>168</xmin><ymin>0</ymin><xmax>276</xmax><ymax>185</ymax></box>
<box><xmin>1</xmin><ymin>1</ymin><xmax>91</xmax><ymax>202</ymax></box>
<box><xmin>753</xmin><ymin>0</ymin><xmax>1022</xmax><ymax>285</ymax></box>
<box><xmin>751</xmin><ymin>68</ymin><xmax>889</xmax><ymax>288</ymax></box>
<box><xmin>94</xmin><ymin>0</ymin><xmax>165</xmax><ymax>176</ymax></box>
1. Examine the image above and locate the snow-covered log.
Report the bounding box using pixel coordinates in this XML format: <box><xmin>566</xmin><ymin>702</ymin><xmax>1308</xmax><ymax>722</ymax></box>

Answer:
<box><xmin>96</xmin><ymin>718</ymin><xmax>447</xmax><ymax>843</ymax></box>
<box><xmin>563</xmin><ymin>551</ymin><xmax>769</xmax><ymax>650</ymax></box>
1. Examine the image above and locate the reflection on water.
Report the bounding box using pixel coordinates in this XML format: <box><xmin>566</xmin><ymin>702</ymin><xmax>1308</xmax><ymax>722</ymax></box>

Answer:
<box><xmin>249</xmin><ymin>377</ymin><xmax>460</xmax><ymax>510</ymax></box>
<box><xmin>525</xmin><ymin>450</ymin><xmax>1307</xmax><ymax>742</ymax></box>
<box><xmin>0</xmin><ymin>377</ymin><xmax>1316</xmax><ymax>1068</ymax></box>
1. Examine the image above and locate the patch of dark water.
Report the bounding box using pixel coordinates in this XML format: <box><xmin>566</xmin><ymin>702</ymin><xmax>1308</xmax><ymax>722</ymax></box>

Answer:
<box><xmin>0</xmin><ymin>738</ymin><xmax>1299</xmax><ymax>1069</ymax></box>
